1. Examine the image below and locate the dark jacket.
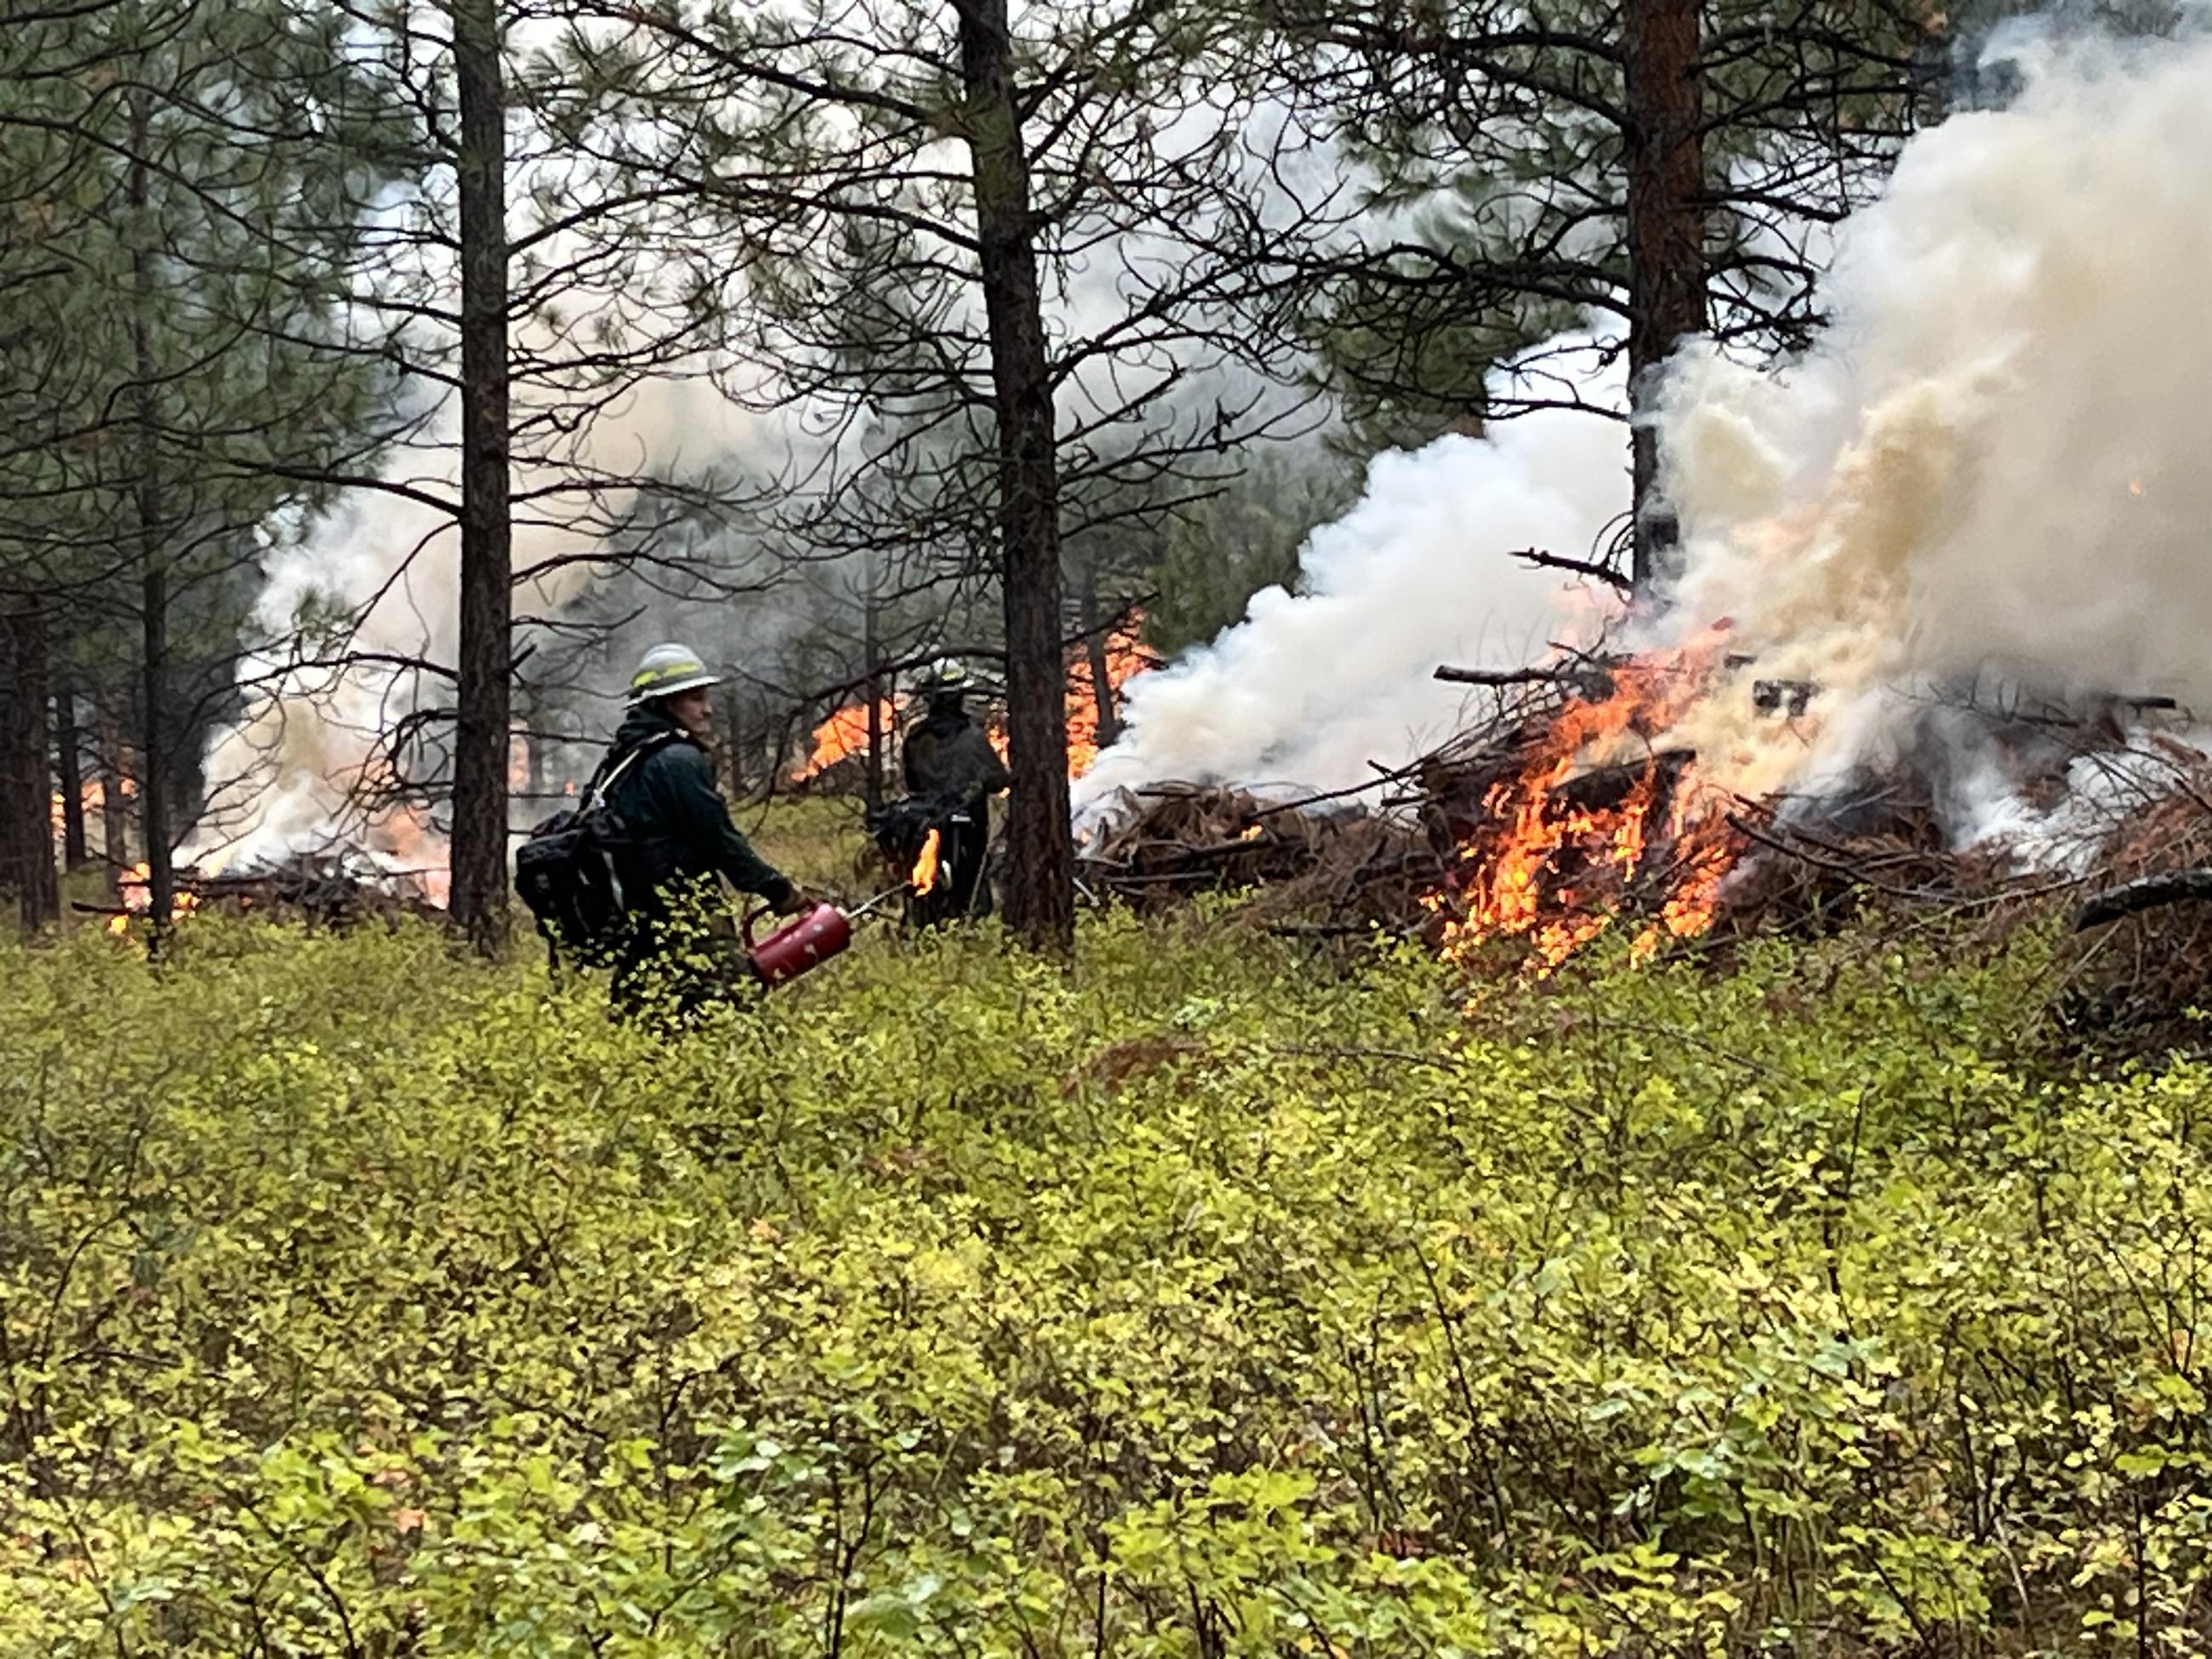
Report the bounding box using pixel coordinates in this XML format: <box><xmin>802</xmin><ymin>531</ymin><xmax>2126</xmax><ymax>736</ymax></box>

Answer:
<box><xmin>600</xmin><ymin>705</ymin><xmax>794</xmax><ymax>916</ymax></box>
<box><xmin>902</xmin><ymin>707</ymin><xmax>1011</xmax><ymax>807</ymax></box>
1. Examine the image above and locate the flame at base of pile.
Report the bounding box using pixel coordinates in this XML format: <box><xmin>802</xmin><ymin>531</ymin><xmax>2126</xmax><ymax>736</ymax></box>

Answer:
<box><xmin>109</xmin><ymin>860</ymin><xmax>215</xmax><ymax>935</ymax></box>
<box><xmin>1425</xmin><ymin>635</ymin><xmax>1750</xmax><ymax>976</ymax></box>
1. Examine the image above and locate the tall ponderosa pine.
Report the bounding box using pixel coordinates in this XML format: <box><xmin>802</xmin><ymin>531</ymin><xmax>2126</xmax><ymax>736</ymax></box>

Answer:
<box><xmin>951</xmin><ymin>0</ymin><xmax>1074</xmax><ymax>952</ymax></box>
<box><xmin>1250</xmin><ymin>0</ymin><xmax>1950</xmax><ymax>588</ymax></box>
<box><xmin>449</xmin><ymin>0</ymin><xmax>515</xmax><ymax>955</ymax></box>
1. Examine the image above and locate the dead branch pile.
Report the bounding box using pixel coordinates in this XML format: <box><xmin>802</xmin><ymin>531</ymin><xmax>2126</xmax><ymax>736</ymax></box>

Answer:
<box><xmin>1073</xmin><ymin>658</ymin><xmax>2212</xmax><ymax>1037</ymax></box>
<box><xmin>1709</xmin><ymin>785</ymin><xmax>2026</xmax><ymax>941</ymax></box>
<box><xmin>2058</xmin><ymin>772</ymin><xmax>2212</xmax><ymax>1052</ymax></box>
<box><xmin>189</xmin><ymin>852</ymin><xmax>442</xmax><ymax>927</ymax></box>
<box><xmin>1076</xmin><ymin>785</ymin><xmax>1436</xmax><ymax>932</ymax></box>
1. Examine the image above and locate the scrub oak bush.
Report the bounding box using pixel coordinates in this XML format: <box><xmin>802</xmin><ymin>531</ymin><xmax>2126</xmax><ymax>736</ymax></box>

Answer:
<box><xmin>4</xmin><ymin>909</ymin><xmax>2212</xmax><ymax>1655</ymax></box>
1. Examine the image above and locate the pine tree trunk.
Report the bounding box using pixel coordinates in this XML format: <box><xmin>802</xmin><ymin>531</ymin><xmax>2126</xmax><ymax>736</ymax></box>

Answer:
<box><xmin>863</xmin><ymin>584</ymin><xmax>885</xmax><ymax>812</ymax></box>
<box><xmin>98</xmin><ymin>707</ymin><xmax>131</xmax><ymax>889</ymax></box>
<box><xmin>1622</xmin><ymin>0</ymin><xmax>1705</xmax><ymax>592</ymax></box>
<box><xmin>450</xmin><ymin>0</ymin><xmax>514</xmax><ymax>955</ymax></box>
<box><xmin>129</xmin><ymin>90</ymin><xmax>176</xmax><ymax>948</ymax></box>
<box><xmin>956</xmin><ymin>0</ymin><xmax>1074</xmax><ymax>955</ymax></box>
<box><xmin>1079</xmin><ymin>567</ymin><xmax>1121</xmax><ymax>750</ymax></box>
<box><xmin>140</xmin><ymin>566</ymin><xmax>173</xmax><ymax>937</ymax></box>
<box><xmin>54</xmin><ymin>682</ymin><xmax>88</xmax><ymax>870</ymax></box>
<box><xmin>0</xmin><ymin>604</ymin><xmax>60</xmax><ymax>933</ymax></box>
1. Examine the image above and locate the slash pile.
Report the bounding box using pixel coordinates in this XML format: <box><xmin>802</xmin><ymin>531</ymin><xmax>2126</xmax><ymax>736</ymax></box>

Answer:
<box><xmin>1080</xmin><ymin>647</ymin><xmax>2212</xmax><ymax>1018</ymax></box>
<box><xmin>148</xmin><ymin>852</ymin><xmax>442</xmax><ymax>929</ymax></box>
<box><xmin>1075</xmin><ymin>785</ymin><xmax>1434</xmax><ymax>933</ymax></box>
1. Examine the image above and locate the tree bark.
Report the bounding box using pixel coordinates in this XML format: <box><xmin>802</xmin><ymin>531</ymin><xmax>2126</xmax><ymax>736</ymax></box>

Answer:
<box><xmin>54</xmin><ymin>682</ymin><xmax>88</xmax><ymax>870</ymax></box>
<box><xmin>98</xmin><ymin>707</ymin><xmax>131</xmax><ymax>888</ymax></box>
<box><xmin>956</xmin><ymin>0</ymin><xmax>1075</xmax><ymax>954</ymax></box>
<box><xmin>1078</xmin><ymin>567</ymin><xmax>1121</xmax><ymax>751</ymax></box>
<box><xmin>140</xmin><ymin>565</ymin><xmax>173</xmax><ymax>937</ymax></box>
<box><xmin>0</xmin><ymin>604</ymin><xmax>60</xmax><ymax>933</ymax></box>
<box><xmin>862</xmin><ymin>580</ymin><xmax>886</xmax><ymax>812</ymax></box>
<box><xmin>1622</xmin><ymin>0</ymin><xmax>1705</xmax><ymax>592</ymax></box>
<box><xmin>129</xmin><ymin>89</ymin><xmax>176</xmax><ymax>948</ymax></box>
<box><xmin>449</xmin><ymin>0</ymin><xmax>514</xmax><ymax>955</ymax></box>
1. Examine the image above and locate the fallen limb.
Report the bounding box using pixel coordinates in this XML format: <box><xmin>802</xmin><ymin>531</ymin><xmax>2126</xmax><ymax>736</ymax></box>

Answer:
<box><xmin>1251</xmin><ymin>761</ymin><xmax>1425</xmax><ymax>820</ymax></box>
<box><xmin>2074</xmin><ymin>869</ymin><xmax>2212</xmax><ymax>931</ymax></box>
<box><xmin>1434</xmin><ymin>664</ymin><xmax>1608</xmax><ymax>690</ymax></box>
<box><xmin>1509</xmin><ymin>546</ymin><xmax>1633</xmax><ymax>592</ymax></box>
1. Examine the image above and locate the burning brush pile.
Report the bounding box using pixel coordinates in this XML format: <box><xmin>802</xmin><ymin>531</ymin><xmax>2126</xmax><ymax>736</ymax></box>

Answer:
<box><xmin>101</xmin><ymin>848</ymin><xmax>444</xmax><ymax>932</ymax></box>
<box><xmin>1417</xmin><ymin>643</ymin><xmax>1745</xmax><ymax>972</ymax></box>
<box><xmin>1087</xmin><ymin>628</ymin><xmax>2212</xmax><ymax>1037</ymax></box>
<box><xmin>1078</xmin><ymin>643</ymin><xmax>1750</xmax><ymax>959</ymax></box>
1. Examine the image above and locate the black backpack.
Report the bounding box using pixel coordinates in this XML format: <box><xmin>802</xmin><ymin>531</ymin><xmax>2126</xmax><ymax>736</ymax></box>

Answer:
<box><xmin>515</xmin><ymin>732</ymin><xmax>681</xmax><ymax>965</ymax></box>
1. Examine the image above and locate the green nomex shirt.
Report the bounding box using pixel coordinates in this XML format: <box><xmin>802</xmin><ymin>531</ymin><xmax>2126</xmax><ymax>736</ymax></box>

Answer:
<box><xmin>600</xmin><ymin>704</ymin><xmax>795</xmax><ymax>917</ymax></box>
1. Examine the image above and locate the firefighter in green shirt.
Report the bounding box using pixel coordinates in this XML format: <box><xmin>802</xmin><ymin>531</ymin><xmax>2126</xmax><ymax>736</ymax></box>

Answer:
<box><xmin>602</xmin><ymin>643</ymin><xmax>807</xmax><ymax>1019</ymax></box>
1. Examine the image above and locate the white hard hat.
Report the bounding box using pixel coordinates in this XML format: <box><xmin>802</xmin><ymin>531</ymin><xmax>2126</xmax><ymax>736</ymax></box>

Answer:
<box><xmin>626</xmin><ymin>642</ymin><xmax>723</xmax><ymax>704</ymax></box>
<box><xmin>916</xmin><ymin>658</ymin><xmax>973</xmax><ymax>694</ymax></box>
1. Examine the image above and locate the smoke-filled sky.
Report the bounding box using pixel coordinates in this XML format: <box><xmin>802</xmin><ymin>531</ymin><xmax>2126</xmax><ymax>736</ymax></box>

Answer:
<box><xmin>1082</xmin><ymin>19</ymin><xmax>2212</xmax><ymax>839</ymax></box>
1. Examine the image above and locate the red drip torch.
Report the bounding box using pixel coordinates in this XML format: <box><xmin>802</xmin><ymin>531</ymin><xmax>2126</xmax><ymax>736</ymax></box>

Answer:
<box><xmin>742</xmin><ymin>886</ymin><xmax>905</xmax><ymax>989</ymax></box>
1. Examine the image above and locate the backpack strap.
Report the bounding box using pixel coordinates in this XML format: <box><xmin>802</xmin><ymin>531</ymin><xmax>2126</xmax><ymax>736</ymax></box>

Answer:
<box><xmin>583</xmin><ymin>729</ymin><xmax>686</xmax><ymax>812</ymax></box>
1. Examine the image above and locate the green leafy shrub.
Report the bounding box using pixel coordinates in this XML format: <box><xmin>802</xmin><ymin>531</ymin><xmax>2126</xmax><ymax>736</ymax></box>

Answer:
<box><xmin>4</xmin><ymin>909</ymin><xmax>2211</xmax><ymax>1654</ymax></box>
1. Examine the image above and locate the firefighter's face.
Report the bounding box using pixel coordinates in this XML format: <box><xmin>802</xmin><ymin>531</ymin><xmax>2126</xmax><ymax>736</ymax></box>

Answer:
<box><xmin>666</xmin><ymin>687</ymin><xmax>714</xmax><ymax>739</ymax></box>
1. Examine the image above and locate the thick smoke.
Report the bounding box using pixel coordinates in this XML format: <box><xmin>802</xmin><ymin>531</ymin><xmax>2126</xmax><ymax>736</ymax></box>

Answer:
<box><xmin>1076</xmin><ymin>356</ymin><xmax>1627</xmax><ymax>814</ymax></box>
<box><xmin>1658</xmin><ymin>26</ymin><xmax>2212</xmax><ymax>806</ymax></box>
<box><xmin>1090</xmin><ymin>23</ymin><xmax>2212</xmax><ymax>848</ymax></box>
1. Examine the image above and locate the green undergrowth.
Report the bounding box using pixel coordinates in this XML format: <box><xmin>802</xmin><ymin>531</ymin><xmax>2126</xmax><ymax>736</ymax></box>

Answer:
<box><xmin>4</xmin><ymin>907</ymin><xmax>2212</xmax><ymax>1656</ymax></box>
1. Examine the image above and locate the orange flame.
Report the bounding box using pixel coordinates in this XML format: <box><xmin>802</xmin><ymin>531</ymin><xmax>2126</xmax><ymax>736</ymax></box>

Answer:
<box><xmin>106</xmin><ymin>849</ymin><xmax>231</xmax><ymax>935</ymax></box>
<box><xmin>795</xmin><ymin>614</ymin><xmax>1155</xmax><ymax>786</ymax></box>
<box><xmin>378</xmin><ymin>809</ymin><xmax>451</xmax><ymax>907</ymax></box>
<box><xmin>1435</xmin><ymin>630</ymin><xmax>1746</xmax><ymax>976</ymax></box>
<box><xmin>911</xmin><ymin>827</ymin><xmax>943</xmax><ymax>895</ymax></box>
<box><xmin>49</xmin><ymin>778</ymin><xmax>128</xmax><ymax>840</ymax></box>
<box><xmin>792</xmin><ymin>697</ymin><xmax>904</xmax><ymax>784</ymax></box>
<box><xmin>1066</xmin><ymin>621</ymin><xmax>1156</xmax><ymax>778</ymax></box>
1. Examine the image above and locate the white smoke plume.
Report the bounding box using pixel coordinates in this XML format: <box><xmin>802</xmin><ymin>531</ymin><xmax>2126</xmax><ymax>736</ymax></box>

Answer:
<box><xmin>1090</xmin><ymin>21</ymin><xmax>2212</xmax><ymax>851</ymax></box>
<box><xmin>191</xmin><ymin>369</ymin><xmax>804</xmax><ymax>883</ymax></box>
<box><xmin>1656</xmin><ymin>25</ymin><xmax>2212</xmax><ymax>807</ymax></box>
<box><xmin>1076</xmin><ymin>353</ymin><xmax>1627</xmax><ymax>815</ymax></box>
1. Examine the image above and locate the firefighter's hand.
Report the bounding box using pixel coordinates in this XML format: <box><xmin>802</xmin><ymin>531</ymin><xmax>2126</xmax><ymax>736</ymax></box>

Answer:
<box><xmin>772</xmin><ymin>886</ymin><xmax>814</xmax><ymax>916</ymax></box>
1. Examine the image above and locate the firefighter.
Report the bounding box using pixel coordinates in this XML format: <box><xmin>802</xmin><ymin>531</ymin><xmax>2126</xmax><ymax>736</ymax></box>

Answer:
<box><xmin>601</xmin><ymin>642</ymin><xmax>808</xmax><ymax>1019</ymax></box>
<box><xmin>899</xmin><ymin>659</ymin><xmax>1011</xmax><ymax>923</ymax></box>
